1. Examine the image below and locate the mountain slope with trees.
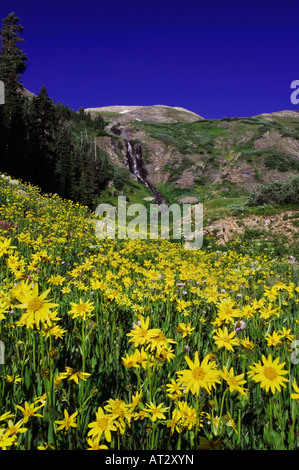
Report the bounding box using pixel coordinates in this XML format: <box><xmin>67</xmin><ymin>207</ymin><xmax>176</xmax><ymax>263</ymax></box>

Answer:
<box><xmin>0</xmin><ymin>12</ymin><xmax>116</xmax><ymax>208</ymax></box>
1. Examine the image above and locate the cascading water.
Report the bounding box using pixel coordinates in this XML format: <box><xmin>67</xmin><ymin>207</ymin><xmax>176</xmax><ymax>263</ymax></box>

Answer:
<box><xmin>126</xmin><ymin>141</ymin><xmax>168</xmax><ymax>205</ymax></box>
<box><xmin>127</xmin><ymin>142</ymin><xmax>150</xmax><ymax>189</ymax></box>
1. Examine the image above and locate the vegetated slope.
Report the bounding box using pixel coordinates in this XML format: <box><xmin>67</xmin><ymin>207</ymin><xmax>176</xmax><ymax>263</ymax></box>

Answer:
<box><xmin>90</xmin><ymin>106</ymin><xmax>299</xmax><ymax>200</ymax></box>
<box><xmin>84</xmin><ymin>106</ymin><xmax>299</xmax><ymax>253</ymax></box>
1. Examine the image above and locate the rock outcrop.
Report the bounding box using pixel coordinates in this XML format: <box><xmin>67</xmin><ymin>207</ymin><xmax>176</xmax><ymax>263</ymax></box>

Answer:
<box><xmin>204</xmin><ymin>211</ymin><xmax>299</xmax><ymax>245</ymax></box>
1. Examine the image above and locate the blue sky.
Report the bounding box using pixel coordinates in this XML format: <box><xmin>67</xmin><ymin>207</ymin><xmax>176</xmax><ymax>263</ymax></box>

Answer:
<box><xmin>1</xmin><ymin>0</ymin><xmax>298</xmax><ymax>119</ymax></box>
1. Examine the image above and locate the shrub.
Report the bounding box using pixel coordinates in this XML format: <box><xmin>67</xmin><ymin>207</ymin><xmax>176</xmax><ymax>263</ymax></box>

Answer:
<box><xmin>248</xmin><ymin>174</ymin><xmax>299</xmax><ymax>206</ymax></box>
<box><xmin>230</xmin><ymin>200</ymin><xmax>248</xmax><ymax>216</ymax></box>
<box><xmin>112</xmin><ymin>167</ymin><xmax>132</xmax><ymax>190</ymax></box>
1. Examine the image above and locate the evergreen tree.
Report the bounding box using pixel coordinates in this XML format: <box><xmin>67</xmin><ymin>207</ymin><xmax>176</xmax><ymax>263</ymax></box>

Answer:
<box><xmin>55</xmin><ymin>127</ymin><xmax>79</xmax><ymax>200</ymax></box>
<box><xmin>27</xmin><ymin>85</ymin><xmax>58</xmax><ymax>191</ymax></box>
<box><xmin>56</xmin><ymin>102</ymin><xmax>75</xmax><ymax>121</ymax></box>
<box><xmin>94</xmin><ymin>114</ymin><xmax>105</xmax><ymax>135</ymax></box>
<box><xmin>78</xmin><ymin>107</ymin><xmax>85</xmax><ymax>120</ymax></box>
<box><xmin>0</xmin><ymin>12</ymin><xmax>28</xmax><ymax>174</ymax></box>
<box><xmin>0</xmin><ymin>12</ymin><xmax>28</xmax><ymax>119</ymax></box>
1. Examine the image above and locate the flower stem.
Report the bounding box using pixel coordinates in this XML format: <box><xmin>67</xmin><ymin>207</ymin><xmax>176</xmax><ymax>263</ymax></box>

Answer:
<box><xmin>151</xmin><ymin>421</ymin><xmax>156</xmax><ymax>449</ymax></box>
<box><xmin>195</xmin><ymin>393</ymin><xmax>200</xmax><ymax>445</ymax></box>
<box><xmin>269</xmin><ymin>395</ymin><xmax>273</xmax><ymax>434</ymax></box>
<box><xmin>219</xmin><ymin>388</ymin><xmax>228</xmax><ymax>435</ymax></box>
<box><xmin>237</xmin><ymin>409</ymin><xmax>241</xmax><ymax>447</ymax></box>
<box><xmin>81</xmin><ymin>320</ymin><xmax>85</xmax><ymax>373</ymax></box>
<box><xmin>278</xmin><ymin>393</ymin><xmax>285</xmax><ymax>450</ymax></box>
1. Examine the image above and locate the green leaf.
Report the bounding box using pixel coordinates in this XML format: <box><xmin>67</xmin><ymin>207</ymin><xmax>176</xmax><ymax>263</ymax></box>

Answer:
<box><xmin>24</xmin><ymin>366</ymin><xmax>31</xmax><ymax>391</ymax></box>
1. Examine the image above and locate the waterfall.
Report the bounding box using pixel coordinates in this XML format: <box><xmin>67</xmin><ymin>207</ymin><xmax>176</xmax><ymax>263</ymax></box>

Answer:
<box><xmin>127</xmin><ymin>142</ymin><xmax>150</xmax><ymax>189</ymax></box>
<box><xmin>126</xmin><ymin>141</ymin><xmax>168</xmax><ymax>205</ymax></box>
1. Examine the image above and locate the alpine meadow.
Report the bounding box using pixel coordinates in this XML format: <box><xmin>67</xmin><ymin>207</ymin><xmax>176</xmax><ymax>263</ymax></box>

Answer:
<box><xmin>0</xmin><ymin>11</ymin><xmax>298</xmax><ymax>451</ymax></box>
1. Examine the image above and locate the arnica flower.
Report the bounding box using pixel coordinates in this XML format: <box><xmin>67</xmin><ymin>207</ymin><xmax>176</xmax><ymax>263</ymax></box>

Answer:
<box><xmin>0</xmin><ymin>412</ymin><xmax>15</xmax><ymax>422</ymax></box>
<box><xmin>263</xmin><ymin>286</ymin><xmax>278</xmax><ymax>302</ymax></box>
<box><xmin>129</xmin><ymin>390</ymin><xmax>143</xmax><ymax>409</ymax></box>
<box><xmin>216</xmin><ymin>297</ymin><xmax>241</xmax><ymax>324</ymax></box>
<box><xmin>176</xmin><ymin>352</ymin><xmax>220</xmax><ymax>396</ymax></box>
<box><xmin>42</xmin><ymin>321</ymin><xmax>67</xmax><ymax>340</ymax></box>
<box><xmin>146</xmin><ymin>329</ymin><xmax>177</xmax><ymax>355</ymax></box>
<box><xmin>68</xmin><ymin>298</ymin><xmax>95</xmax><ymax>321</ymax></box>
<box><xmin>126</xmin><ymin>316</ymin><xmax>160</xmax><ymax>348</ymax></box>
<box><xmin>7</xmin><ymin>254</ymin><xmax>23</xmax><ymax>276</ymax></box>
<box><xmin>0</xmin><ymin>430</ymin><xmax>15</xmax><ymax>449</ymax></box>
<box><xmin>122</xmin><ymin>350</ymin><xmax>140</xmax><ymax>369</ymax></box>
<box><xmin>167</xmin><ymin>408</ymin><xmax>182</xmax><ymax>434</ymax></box>
<box><xmin>176</xmin><ymin>322</ymin><xmax>195</xmax><ymax>338</ymax></box>
<box><xmin>87</xmin><ymin>407</ymin><xmax>118</xmax><ymax>442</ymax></box>
<box><xmin>86</xmin><ymin>437</ymin><xmax>108</xmax><ymax>450</ymax></box>
<box><xmin>5</xmin><ymin>419</ymin><xmax>27</xmax><ymax>438</ymax></box>
<box><xmin>14</xmin><ymin>283</ymin><xmax>58</xmax><ymax>329</ymax></box>
<box><xmin>176</xmin><ymin>298</ymin><xmax>191</xmax><ymax>313</ymax></box>
<box><xmin>155</xmin><ymin>344</ymin><xmax>175</xmax><ymax>363</ymax></box>
<box><xmin>241</xmin><ymin>305</ymin><xmax>255</xmax><ymax>319</ymax></box>
<box><xmin>48</xmin><ymin>274</ymin><xmax>66</xmax><ymax>286</ymax></box>
<box><xmin>220</xmin><ymin>366</ymin><xmax>247</xmax><ymax>396</ymax></box>
<box><xmin>144</xmin><ymin>402</ymin><xmax>169</xmax><ymax>422</ymax></box>
<box><xmin>58</xmin><ymin>366</ymin><xmax>91</xmax><ymax>385</ymax></box>
<box><xmin>213</xmin><ymin>326</ymin><xmax>240</xmax><ymax>352</ymax></box>
<box><xmin>248</xmin><ymin>354</ymin><xmax>289</xmax><ymax>394</ymax></box>
<box><xmin>37</xmin><ymin>442</ymin><xmax>55</xmax><ymax>450</ymax></box>
<box><xmin>0</xmin><ymin>237</ymin><xmax>15</xmax><ymax>258</ymax></box>
<box><xmin>176</xmin><ymin>401</ymin><xmax>204</xmax><ymax>431</ymax></box>
<box><xmin>166</xmin><ymin>379</ymin><xmax>184</xmax><ymax>400</ymax></box>
<box><xmin>265</xmin><ymin>331</ymin><xmax>283</xmax><ymax>347</ymax></box>
<box><xmin>104</xmin><ymin>398</ymin><xmax>131</xmax><ymax>429</ymax></box>
<box><xmin>259</xmin><ymin>303</ymin><xmax>280</xmax><ymax>320</ymax></box>
<box><xmin>55</xmin><ymin>409</ymin><xmax>78</xmax><ymax>433</ymax></box>
<box><xmin>15</xmin><ymin>401</ymin><xmax>44</xmax><ymax>423</ymax></box>
<box><xmin>240</xmin><ymin>336</ymin><xmax>254</xmax><ymax>351</ymax></box>
<box><xmin>278</xmin><ymin>327</ymin><xmax>295</xmax><ymax>343</ymax></box>
<box><xmin>0</xmin><ymin>301</ymin><xmax>8</xmax><ymax>320</ymax></box>
<box><xmin>224</xmin><ymin>411</ymin><xmax>238</xmax><ymax>434</ymax></box>
<box><xmin>5</xmin><ymin>375</ymin><xmax>22</xmax><ymax>384</ymax></box>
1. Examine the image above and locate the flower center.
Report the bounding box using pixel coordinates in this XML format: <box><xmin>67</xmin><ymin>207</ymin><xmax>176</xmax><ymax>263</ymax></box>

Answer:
<box><xmin>97</xmin><ymin>417</ymin><xmax>108</xmax><ymax>429</ymax></box>
<box><xmin>77</xmin><ymin>303</ymin><xmax>87</xmax><ymax>313</ymax></box>
<box><xmin>156</xmin><ymin>332</ymin><xmax>166</xmax><ymax>341</ymax></box>
<box><xmin>222</xmin><ymin>335</ymin><xmax>230</xmax><ymax>343</ymax></box>
<box><xmin>192</xmin><ymin>367</ymin><xmax>206</xmax><ymax>381</ymax></box>
<box><xmin>27</xmin><ymin>298</ymin><xmax>43</xmax><ymax>312</ymax></box>
<box><xmin>264</xmin><ymin>367</ymin><xmax>278</xmax><ymax>381</ymax></box>
<box><xmin>138</xmin><ymin>329</ymin><xmax>148</xmax><ymax>337</ymax></box>
<box><xmin>151</xmin><ymin>407</ymin><xmax>160</xmax><ymax>415</ymax></box>
<box><xmin>227</xmin><ymin>377</ymin><xmax>238</xmax><ymax>387</ymax></box>
<box><xmin>113</xmin><ymin>400</ymin><xmax>125</xmax><ymax>417</ymax></box>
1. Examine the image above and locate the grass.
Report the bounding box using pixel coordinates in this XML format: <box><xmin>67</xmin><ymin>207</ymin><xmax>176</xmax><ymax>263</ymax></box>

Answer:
<box><xmin>142</xmin><ymin>120</ymin><xmax>226</xmax><ymax>156</ymax></box>
<box><xmin>203</xmin><ymin>197</ymin><xmax>248</xmax><ymax>222</ymax></box>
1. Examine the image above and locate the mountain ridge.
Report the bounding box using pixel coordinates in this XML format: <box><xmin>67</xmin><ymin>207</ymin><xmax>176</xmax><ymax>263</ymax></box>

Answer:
<box><xmin>84</xmin><ymin>104</ymin><xmax>204</xmax><ymax>124</ymax></box>
<box><xmin>85</xmin><ymin>104</ymin><xmax>299</xmax><ymax>124</ymax></box>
